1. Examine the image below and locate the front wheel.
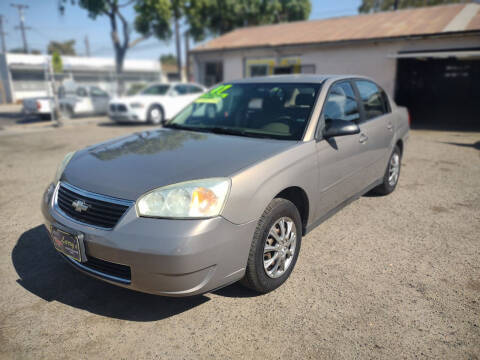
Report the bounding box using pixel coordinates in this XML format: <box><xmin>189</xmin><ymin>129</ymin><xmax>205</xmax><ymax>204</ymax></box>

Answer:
<box><xmin>147</xmin><ymin>105</ymin><xmax>164</xmax><ymax>125</ymax></box>
<box><xmin>372</xmin><ymin>145</ymin><xmax>402</xmax><ymax>195</ymax></box>
<box><xmin>240</xmin><ymin>198</ymin><xmax>302</xmax><ymax>293</ymax></box>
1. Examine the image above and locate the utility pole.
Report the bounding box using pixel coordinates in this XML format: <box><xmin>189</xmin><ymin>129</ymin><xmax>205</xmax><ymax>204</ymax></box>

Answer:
<box><xmin>184</xmin><ymin>31</ymin><xmax>190</xmax><ymax>82</ymax></box>
<box><xmin>0</xmin><ymin>15</ymin><xmax>7</xmax><ymax>54</ymax></box>
<box><xmin>11</xmin><ymin>3</ymin><xmax>30</xmax><ymax>54</ymax></box>
<box><xmin>84</xmin><ymin>35</ymin><xmax>90</xmax><ymax>57</ymax></box>
<box><xmin>174</xmin><ymin>17</ymin><xmax>182</xmax><ymax>81</ymax></box>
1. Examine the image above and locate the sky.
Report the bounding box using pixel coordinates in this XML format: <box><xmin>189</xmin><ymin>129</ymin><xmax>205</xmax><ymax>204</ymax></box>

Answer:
<box><xmin>0</xmin><ymin>0</ymin><xmax>361</xmax><ymax>60</ymax></box>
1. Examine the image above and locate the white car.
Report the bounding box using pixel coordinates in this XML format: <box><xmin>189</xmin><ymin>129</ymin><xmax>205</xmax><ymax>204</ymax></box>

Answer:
<box><xmin>108</xmin><ymin>82</ymin><xmax>206</xmax><ymax>124</ymax></box>
<box><xmin>22</xmin><ymin>97</ymin><xmax>54</xmax><ymax>120</ymax></box>
<box><xmin>58</xmin><ymin>85</ymin><xmax>110</xmax><ymax>118</ymax></box>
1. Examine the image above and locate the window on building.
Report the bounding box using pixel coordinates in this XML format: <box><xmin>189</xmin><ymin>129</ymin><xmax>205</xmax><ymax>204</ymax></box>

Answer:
<box><xmin>250</xmin><ymin>65</ymin><xmax>269</xmax><ymax>77</ymax></box>
<box><xmin>204</xmin><ymin>62</ymin><xmax>223</xmax><ymax>87</ymax></box>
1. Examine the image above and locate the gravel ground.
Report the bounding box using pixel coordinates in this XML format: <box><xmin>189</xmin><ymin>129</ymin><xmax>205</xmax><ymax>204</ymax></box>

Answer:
<box><xmin>0</xmin><ymin>119</ymin><xmax>479</xmax><ymax>359</ymax></box>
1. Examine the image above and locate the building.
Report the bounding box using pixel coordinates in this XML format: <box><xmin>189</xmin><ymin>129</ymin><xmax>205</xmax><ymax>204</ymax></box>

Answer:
<box><xmin>0</xmin><ymin>53</ymin><xmax>162</xmax><ymax>103</ymax></box>
<box><xmin>191</xmin><ymin>3</ymin><xmax>480</xmax><ymax>129</ymax></box>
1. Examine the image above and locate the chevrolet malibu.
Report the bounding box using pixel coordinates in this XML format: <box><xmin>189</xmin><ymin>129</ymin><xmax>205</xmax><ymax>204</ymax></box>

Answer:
<box><xmin>42</xmin><ymin>75</ymin><xmax>409</xmax><ymax>296</ymax></box>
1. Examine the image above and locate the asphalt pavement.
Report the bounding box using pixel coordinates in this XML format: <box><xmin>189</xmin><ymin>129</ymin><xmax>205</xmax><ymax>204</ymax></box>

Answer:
<box><xmin>0</xmin><ymin>117</ymin><xmax>478</xmax><ymax>359</ymax></box>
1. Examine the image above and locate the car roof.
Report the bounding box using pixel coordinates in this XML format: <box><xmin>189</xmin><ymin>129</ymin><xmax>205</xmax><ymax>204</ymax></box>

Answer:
<box><xmin>228</xmin><ymin>74</ymin><xmax>369</xmax><ymax>84</ymax></box>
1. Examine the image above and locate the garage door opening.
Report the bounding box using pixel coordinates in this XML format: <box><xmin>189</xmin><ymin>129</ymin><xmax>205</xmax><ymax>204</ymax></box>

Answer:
<box><xmin>395</xmin><ymin>57</ymin><xmax>480</xmax><ymax>131</ymax></box>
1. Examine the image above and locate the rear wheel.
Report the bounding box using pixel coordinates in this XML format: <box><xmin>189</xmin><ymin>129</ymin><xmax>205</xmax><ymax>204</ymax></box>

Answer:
<box><xmin>240</xmin><ymin>198</ymin><xmax>302</xmax><ymax>293</ymax></box>
<box><xmin>372</xmin><ymin>145</ymin><xmax>402</xmax><ymax>195</ymax></box>
<box><xmin>147</xmin><ymin>105</ymin><xmax>164</xmax><ymax>125</ymax></box>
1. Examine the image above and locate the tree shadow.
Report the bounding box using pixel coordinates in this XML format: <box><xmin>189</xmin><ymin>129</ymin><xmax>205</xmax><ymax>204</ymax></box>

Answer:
<box><xmin>12</xmin><ymin>225</ymin><xmax>210</xmax><ymax>322</ymax></box>
<box><xmin>440</xmin><ymin>141</ymin><xmax>480</xmax><ymax>151</ymax></box>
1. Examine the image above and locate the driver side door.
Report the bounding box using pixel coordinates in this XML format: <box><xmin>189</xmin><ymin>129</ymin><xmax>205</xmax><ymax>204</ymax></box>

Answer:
<box><xmin>313</xmin><ymin>80</ymin><xmax>370</xmax><ymax>220</ymax></box>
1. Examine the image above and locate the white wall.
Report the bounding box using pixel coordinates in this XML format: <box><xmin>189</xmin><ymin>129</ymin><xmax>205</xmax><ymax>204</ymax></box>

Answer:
<box><xmin>193</xmin><ymin>34</ymin><xmax>480</xmax><ymax>95</ymax></box>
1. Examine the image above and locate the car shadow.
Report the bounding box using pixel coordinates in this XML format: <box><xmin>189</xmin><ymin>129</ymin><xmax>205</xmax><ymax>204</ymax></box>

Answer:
<box><xmin>12</xmin><ymin>225</ymin><xmax>210</xmax><ymax>322</ymax></box>
<box><xmin>213</xmin><ymin>282</ymin><xmax>263</xmax><ymax>298</ymax></box>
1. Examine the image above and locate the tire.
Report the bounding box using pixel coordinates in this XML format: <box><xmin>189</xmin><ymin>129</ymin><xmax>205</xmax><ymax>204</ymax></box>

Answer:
<box><xmin>371</xmin><ymin>145</ymin><xmax>402</xmax><ymax>195</ymax></box>
<box><xmin>147</xmin><ymin>105</ymin><xmax>164</xmax><ymax>125</ymax></box>
<box><xmin>60</xmin><ymin>106</ymin><xmax>74</xmax><ymax>120</ymax></box>
<box><xmin>240</xmin><ymin>198</ymin><xmax>302</xmax><ymax>293</ymax></box>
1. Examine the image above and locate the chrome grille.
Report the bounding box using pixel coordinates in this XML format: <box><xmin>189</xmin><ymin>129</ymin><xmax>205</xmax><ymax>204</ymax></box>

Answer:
<box><xmin>55</xmin><ymin>182</ymin><xmax>132</xmax><ymax>229</ymax></box>
<box><xmin>109</xmin><ymin>103</ymin><xmax>127</xmax><ymax>112</ymax></box>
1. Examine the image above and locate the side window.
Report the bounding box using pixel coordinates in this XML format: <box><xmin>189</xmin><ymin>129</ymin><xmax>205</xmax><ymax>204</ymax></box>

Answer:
<box><xmin>188</xmin><ymin>85</ymin><xmax>203</xmax><ymax>94</ymax></box>
<box><xmin>90</xmin><ymin>86</ymin><xmax>108</xmax><ymax>97</ymax></box>
<box><xmin>381</xmin><ymin>89</ymin><xmax>391</xmax><ymax>113</ymax></box>
<box><xmin>323</xmin><ymin>82</ymin><xmax>360</xmax><ymax>122</ymax></box>
<box><xmin>355</xmin><ymin>80</ymin><xmax>387</xmax><ymax>120</ymax></box>
<box><xmin>174</xmin><ymin>85</ymin><xmax>188</xmax><ymax>95</ymax></box>
<box><xmin>76</xmin><ymin>87</ymin><xmax>88</xmax><ymax>97</ymax></box>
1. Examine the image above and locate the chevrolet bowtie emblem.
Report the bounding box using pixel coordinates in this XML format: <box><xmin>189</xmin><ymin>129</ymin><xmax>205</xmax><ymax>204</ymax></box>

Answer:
<box><xmin>72</xmin><ymin>199</ymin><xmax>90</xmax><ymax>213</ymax></box>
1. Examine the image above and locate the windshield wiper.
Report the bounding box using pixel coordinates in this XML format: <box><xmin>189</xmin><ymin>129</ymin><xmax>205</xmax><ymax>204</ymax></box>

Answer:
<box><xmin>207</xmin><ymin>127</ymin><xmax>250</xmax><ymax>137</ymax></box>
<box><xmin>207</xmin><ymin>127</ymin><xmax>278</xmax><ymax>139</ymax></box>
<box><xmin>163</xmin><ymin>123</ymin><xmax>207</xmax><ymax>132</ymax></box>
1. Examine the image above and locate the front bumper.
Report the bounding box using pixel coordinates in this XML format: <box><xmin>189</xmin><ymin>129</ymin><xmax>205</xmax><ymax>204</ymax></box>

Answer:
<box><xmin>41</xmin><ymin>184</ymin><xmax>256</xmax><ymax>296</ymax></box>
<box><xmin>108</xmin><ymin>106</ymin><xmax>146</xmax><ymax>123</ymax></box>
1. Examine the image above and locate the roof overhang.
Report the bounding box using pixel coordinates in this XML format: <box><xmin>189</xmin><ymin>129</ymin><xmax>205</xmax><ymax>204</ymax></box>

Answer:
<box><xmin>389</xmin><ymin>48</ymin><xmax>480</xmax><ymax>59</ymax></box>
<box><xmin>191</xmin><ymin>30</ymin><xmax>480</xmax><ymax>55</ymax></box>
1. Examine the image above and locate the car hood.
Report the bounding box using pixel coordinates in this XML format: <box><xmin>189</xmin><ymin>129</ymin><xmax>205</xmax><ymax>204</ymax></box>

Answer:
<box><xmin>62</xmin><ymin>128</ymin><xmax>298</xmax><ymax>200</ymax></box>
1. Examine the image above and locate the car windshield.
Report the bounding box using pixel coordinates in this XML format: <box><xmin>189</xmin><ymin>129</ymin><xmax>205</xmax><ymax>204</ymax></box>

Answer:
<box><xmin>165</xmin><ymin>82</ymin><xmax>321</xmax><ymax>140</ymax></box>
<box><xmin>140</xmin><ymin>84</ymin><xmax>170</xmax><ymax>95</ymax></box>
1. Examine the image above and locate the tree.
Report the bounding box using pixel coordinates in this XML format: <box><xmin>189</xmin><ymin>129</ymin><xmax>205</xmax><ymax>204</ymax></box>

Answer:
<box><xmin>134</xmin><ymin>0</ymin><xmax>183</xmax><ymax>78</ymax></box>
<box><xmin>59</xmin><ymin>0</ymin><xmax>149</xmax><ymax>94</ymax></box>
<box><xmin>160</xmin><ymin>53</ymin><xmax>178</xmax><ymax>65</ymax></box>
<box><xmin>185</xmin><ymin>0</ymin><xmax>312</xmax><ymax>39</ymax></box>
<box><xmin>359</xmin><ymin>0</ymin><xmax>464</xmax><ymax>13</ymax></box>
<box><xmin>52</xmin><ymin>51</ymin><xmax>63</xmax><ymax>73</ymax></box>
<box><xmin>47</xmin><ymin>40</ymin><xmax>76</xmax><ymax>55</ymax></box>
<box><xmin>135</xmin><ymin>0</ymin><xmax>311</xmax><ymax>78</ymax></box>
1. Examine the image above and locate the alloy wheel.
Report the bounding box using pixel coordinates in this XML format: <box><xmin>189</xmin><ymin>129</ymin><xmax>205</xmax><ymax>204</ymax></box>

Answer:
<box><xmin>263</xmin><ymin>217</ymin><xmax>297</xmax><ymax>279</ymax></box>
<box><xmin>388</xmin><ymin>152</ymin><xmax>400</xmax><ymax>186</ymax></box>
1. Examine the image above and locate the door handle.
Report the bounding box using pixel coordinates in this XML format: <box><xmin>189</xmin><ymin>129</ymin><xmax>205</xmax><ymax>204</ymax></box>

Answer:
<box><xmin>359</xmin><ymin>133</ymin><xmax>368</xmax><ymax>144</ymax></box>
<box><xmin>387</xmin><ymin>122</ymin><xmax>393</xmax><ymax>130</ymax></box>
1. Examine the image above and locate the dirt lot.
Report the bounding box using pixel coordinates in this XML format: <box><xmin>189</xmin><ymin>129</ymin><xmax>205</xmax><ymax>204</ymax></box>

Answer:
<box><xmin>0</xmin><ymin>119</ymin><xmax>479</xmax><ymax>359</ymax></box>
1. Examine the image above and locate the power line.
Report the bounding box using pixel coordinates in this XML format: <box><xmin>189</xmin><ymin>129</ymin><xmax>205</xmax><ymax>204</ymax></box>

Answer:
<box><xmin>0</xmin><ymin>15</ymin><xmax>7</xmax><ymax>54</ymax></box>
<box><xmin>11</xmin><ymin>3</ymin><xmax>31</xmax><ymax>53</ymax></box>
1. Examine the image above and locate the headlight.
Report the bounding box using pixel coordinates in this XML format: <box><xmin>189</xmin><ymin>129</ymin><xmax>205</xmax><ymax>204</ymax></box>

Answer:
<box><xmin>53</xmin><ymin>151</ymin><xmax>75</xmax><ymax>184</ymax></box>
<box><xmin>130</xmin><ymin>102</ymin><xmax>144</xmax><ymax>109</ymax></box>
<box><xmin>137</xmin><ymin>178</ymin><xmax>231</xmax><ymax>218</ymax></box>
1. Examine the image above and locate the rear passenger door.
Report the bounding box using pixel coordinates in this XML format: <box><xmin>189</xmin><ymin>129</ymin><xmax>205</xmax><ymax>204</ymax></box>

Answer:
<box><xmin>353</xmin><ymin>80</ymin><xmax>395</xmax><ymax>186</ymax></box>
<box><xmin>314</xmin><ymin>81</ymin><xmax>369</xmax><ymax>219</ymax></box>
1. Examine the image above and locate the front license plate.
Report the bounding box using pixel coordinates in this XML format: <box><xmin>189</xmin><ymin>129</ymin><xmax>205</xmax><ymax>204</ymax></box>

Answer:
<box><xmin>50</xmin><ymin>227</ymin><xmax>83</xmax><ymax>262</ymax></box>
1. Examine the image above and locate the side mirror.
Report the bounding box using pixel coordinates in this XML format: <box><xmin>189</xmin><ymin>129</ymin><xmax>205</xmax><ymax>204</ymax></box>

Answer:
<box><xmin>323</xmin><ymin>119</ymin><xmax>360</xmax><ymax>138</ymax></box>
